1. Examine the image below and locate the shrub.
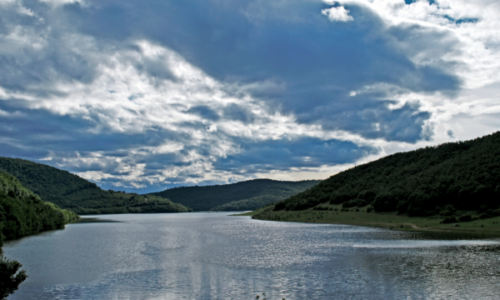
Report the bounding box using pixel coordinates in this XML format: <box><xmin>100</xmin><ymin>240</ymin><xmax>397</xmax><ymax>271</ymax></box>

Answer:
<box><xmin>458</xmin><ymin>215</ymin><xmax>472</xmax><ymax>222</ymax></box>
<box><xmin>274</xmin><ymin>201</ymin><xmax>286</xmax><ymax>211</ymax></box>
<box><xmin>313</xmin><ymin>206</ymin><xmax>329</xmax><ymax>211</ymax></box>
<box><xmin>442</xmin><ymin>216</ymin><xmax>458</xmax><ymax>223</ymax></box>
<box><xmin>479</xmin><ymin>212</ymin><xmax>492</xmax><ymax>219</ymax></box>
<box><xmin>439</xmin><ymin>205</ymin><xmax>457</xmax><ymax>216</ymax></box>
<box><xmin>342</xmin><ymin>198</ymin><xmax>368</xmax><ymax>208</ymax></box>
<box><xmin>373</xmin><ymin>193</ymin><xmax>398</xmax><ymax>211</ymax></box>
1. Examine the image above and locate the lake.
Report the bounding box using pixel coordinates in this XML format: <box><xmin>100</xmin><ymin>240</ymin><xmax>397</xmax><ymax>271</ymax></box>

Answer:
<box><xmin>4</xmin><ymin>212</ymin><xmax>500</xmax><ymax>299</ymax></box>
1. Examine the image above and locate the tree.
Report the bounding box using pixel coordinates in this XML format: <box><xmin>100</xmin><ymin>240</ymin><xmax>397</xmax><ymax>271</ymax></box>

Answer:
<box><xmin>0</xmin><ymin>237</ymin><xmax>27</xmax><ymax>300</ymax></box>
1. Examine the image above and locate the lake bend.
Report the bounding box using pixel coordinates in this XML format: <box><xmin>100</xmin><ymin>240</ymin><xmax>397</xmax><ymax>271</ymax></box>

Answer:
<box><xmin>4</xmin><ymin>212</ymin><xmax>500</xmax><ymax>300</ymax></box>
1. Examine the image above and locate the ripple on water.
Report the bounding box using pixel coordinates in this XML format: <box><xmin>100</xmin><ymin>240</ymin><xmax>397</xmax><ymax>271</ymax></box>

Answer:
<box><xmin>4</xmin><ymin>213</ymin><xmax>500</xmax><ymax>300</ymax></box>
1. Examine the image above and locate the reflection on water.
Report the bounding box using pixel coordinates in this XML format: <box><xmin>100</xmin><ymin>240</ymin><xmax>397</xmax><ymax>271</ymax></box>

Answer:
<box><xmin>4</xmin><ymin>213</ymin><xmax>500</xmax><ymax>299</ymax></box>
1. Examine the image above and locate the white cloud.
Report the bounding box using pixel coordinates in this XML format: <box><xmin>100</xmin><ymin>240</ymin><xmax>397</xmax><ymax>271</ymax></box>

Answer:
<box><xmin>321</xmin><ymin>6</ymin><xmax>354</xmax><ymax>22</ymax></box>
<box><xmin>38</xmin><ymin>0</ymin><xmax>85</xmax><ymax>5</ymax></box>
<box><xmin>0</xmin><ymin>31</ymin><xmax>376</xmax><ymax>187</ymax></box>
<box><xmin>327</xmin><ymin>0</ymin><xmax>500</xmax><ymax>142</ymax></box>
<box><xmin>1</xmin><ymin>0</ymin><xmax>500</xmax><ymax>189</ymax></box>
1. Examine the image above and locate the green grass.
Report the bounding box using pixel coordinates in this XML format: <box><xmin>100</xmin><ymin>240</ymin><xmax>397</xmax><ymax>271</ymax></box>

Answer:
<box><xmin>251</xmin><ymin>204</ymin><xmax>500</xmax><ymax>237</ymax></box>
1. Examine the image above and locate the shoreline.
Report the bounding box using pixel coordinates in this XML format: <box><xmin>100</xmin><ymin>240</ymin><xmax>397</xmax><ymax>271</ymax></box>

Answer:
<box><xmin>241</xmin><ymin>205</ymin><xmax>500</xmax><ymax>238</ymax></box>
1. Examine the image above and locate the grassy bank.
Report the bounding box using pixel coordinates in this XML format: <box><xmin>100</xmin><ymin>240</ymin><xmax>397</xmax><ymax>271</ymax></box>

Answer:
<box><xmin>248</xmin><ymin>204</ymin><xmax>500</xmax><ymax>237</ymax></box>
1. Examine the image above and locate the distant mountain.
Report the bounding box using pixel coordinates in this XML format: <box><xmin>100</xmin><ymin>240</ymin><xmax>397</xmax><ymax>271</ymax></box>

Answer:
<box><xmin>209</xmin><ymin>195</ymin><xmax>287</xmax><ymax>212</ymax></box>
<box><xmin>0</xmin><ymin>158</ymin><xmax>191</xmax><ymax>215</ymax></box>
<box><xmin>271</xmin><ymin>132</ymin><xmax>500</xmax><ymax>219</ymax></box>
<box><xmin>149</xmin><ymin>179</ymin><xmax>321</xmax><ymax>211</ymax></box>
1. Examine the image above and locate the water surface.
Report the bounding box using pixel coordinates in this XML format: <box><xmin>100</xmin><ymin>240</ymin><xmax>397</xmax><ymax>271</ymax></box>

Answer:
<box><xmin>4</xmin><ymin>212</ymin><xmax>500</xmax><ymax>299</ymax></box>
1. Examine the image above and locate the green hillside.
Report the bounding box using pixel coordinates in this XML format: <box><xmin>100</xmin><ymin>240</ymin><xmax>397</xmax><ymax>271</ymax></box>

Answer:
<box><xmin>0</xmin><ymin>170</ymin><xmax>79</xmax><ymax>241</ymax></box>
<box><xmin>268</xmin><ymin>132</ymin><xmax>500</xmax><ymax>223</ymax></box>
<box><xmin>0</xmin><ymin>158</ymin><xmax>191</xmax><ymax>215</ymax></box>
<box><xmin>150</xmin><ymin>179</ymin><xmax>320</xmax><ymax>211</ymax></box>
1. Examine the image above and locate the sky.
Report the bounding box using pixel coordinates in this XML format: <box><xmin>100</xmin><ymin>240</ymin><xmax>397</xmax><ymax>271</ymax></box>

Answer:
<box><xmin>0</xmin><ymin>0</ymin><xmax>499</xmax><ymax>193</ymax></box>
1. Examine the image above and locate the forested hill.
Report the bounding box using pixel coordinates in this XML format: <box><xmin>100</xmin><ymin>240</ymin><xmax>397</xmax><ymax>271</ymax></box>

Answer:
<box><xmin>0</xmin><ymin>170</ymin><xmax>79</xmax><ymax>241</ymax></box>
<box><xmin>0</xmin><ymin>158</ymin><xmax>191</xmax><ymax>215</ymax></box>
<box><xmin>272</xmin><ymin>132</ymin><xmax>500</xmax><ymax>218</ymax></box>
<box><xmin>149</xmin><ymin>179</ymin><xmax>321</xmax><ymax>211</ymax></box>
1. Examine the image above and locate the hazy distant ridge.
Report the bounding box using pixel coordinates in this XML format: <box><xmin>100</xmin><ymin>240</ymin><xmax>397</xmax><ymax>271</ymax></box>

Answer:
<box><xmin>149</xmin><ymin>179</ymin><xmax>321</xmax><ymax>211</ymax></box>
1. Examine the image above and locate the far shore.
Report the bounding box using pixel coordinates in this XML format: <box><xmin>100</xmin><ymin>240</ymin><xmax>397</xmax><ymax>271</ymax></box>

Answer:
<box><xmin>76</xmin><ymin>217</ymin><xmax>122</xmax><ymax>223</ymax></box>
<box><xmin>235</xmin><ymin>204</ymin><xmax>500</xmax><ymax>238</ymax></box>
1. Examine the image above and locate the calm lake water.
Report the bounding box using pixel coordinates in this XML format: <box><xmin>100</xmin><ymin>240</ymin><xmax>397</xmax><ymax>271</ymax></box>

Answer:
<box><xmin>4</xmin><ymin>212</ymin><xmax>500</xmax><ymax>299</ymax></box>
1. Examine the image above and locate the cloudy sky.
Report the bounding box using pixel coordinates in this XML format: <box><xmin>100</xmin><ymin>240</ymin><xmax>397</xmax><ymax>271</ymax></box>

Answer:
<box><xmin>1</xmin><ymin>0</ymin><xmax>499</xmax><ymax>193</ymax></box>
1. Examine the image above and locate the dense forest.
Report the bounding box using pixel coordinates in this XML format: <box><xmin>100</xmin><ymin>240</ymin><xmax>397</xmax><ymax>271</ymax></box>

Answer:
<box><xmin>0</xmin><ymin>158</ymin><xmax>191</xmax><ymax>214</ymax></box>
<box><xmin>273</xmin><ymin>132</ymin><xmax>500</xmax><ymax>221</ymax></box>
<box><xmin>149</xmin><ymin>179</ymin><xmax>321</xmax><ymax>211</ymax></box>
<box><xmin>0</xmin><ymin>170</ymin><xmax>79</xmax><ymax>240</ymax></box>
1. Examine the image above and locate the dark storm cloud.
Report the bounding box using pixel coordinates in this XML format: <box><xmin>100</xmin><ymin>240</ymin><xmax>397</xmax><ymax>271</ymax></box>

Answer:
<box><xmin>0</xmin><ymin>0</ymin><xmax>468</xmax><ymax>189</ymax></box>
<box><xmin>222</xmin><ymin>104</ymin><xmax>256</xmax><ymax>123</ymax></box>
<box><xmin>0</xmin><ymin>104</ymin><xmax>146</xmax><ymax>153</ymax></box>
<box><xmin>303</xmin><ymin>99</ymin><xmax>432</xmax><ymax>142</ymax></box>
<box><xmin>55</xmin><ymin>0</ymin><xmax>460</xmax><ymax>142</ymax></box>
<box><xmin>0</xmin><ymin>101</ymin><xmax>188</xmax><ymax>172</ymax></box>
<box><xmin>215</xmin><ymin>137</ymin><xmax>377</xmax><ymax>173</ymax></box>
<box><xmin>187</xmin><ymin>106</ymin><xmax>220</xmax><ymax>121</ymax></box>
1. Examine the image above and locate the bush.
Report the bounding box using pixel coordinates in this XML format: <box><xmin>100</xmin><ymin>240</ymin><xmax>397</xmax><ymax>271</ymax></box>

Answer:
<box><xmin>458</xmin><ymin>215</ymin><xmax>472</xmax><ymax>222</ymax></box>
<box><xmin>439</xmin><ymin>205</ymin><xmax>457</xmax><ymax>216</ymax></box>
<box><xmin>373</xmin><ymin>193</ymin><xmax>399</xmax><ymax>211</ymax></box>
<box><xmin>0</xmin><ymin>251</ymin><xmax>27</xmax><ymax>299</ymax></box>
<box><xmin>442</xmin><ymin>216</ymin><xmax>458</xmax><ymax>224</ymax></box>
<box><xmin>479</xmin><ymin>212</ymin><xmax>492</xmax><ymax>219</ymax></box>
<box><xmin>342</xmin><ymin>198</ymin><xmax>368</xmax><ymax>209</ymax></box>
<box><xmin>313</xmin><ymin>206</ymin><xmax>330</xmax><ymax>211</ymax></box>
<box><xmin>396</xmin><ymin>201</ymin><xmax>409</xmax><ymax>214</ymax></box>
<box><xmin>273</xmin><ymin>201</ymin><xmax>286</xmax><ymax>211</ymax></box>
<box><xmin>407</xmin><ymin>204</ymin><xmax>428</xmax><ymax>217</ymax></box>
<box><xmin>357</xmin><ymin>190</ymin><xmax>376</xmax><ymax>202</ymax></box>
